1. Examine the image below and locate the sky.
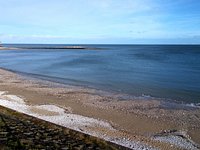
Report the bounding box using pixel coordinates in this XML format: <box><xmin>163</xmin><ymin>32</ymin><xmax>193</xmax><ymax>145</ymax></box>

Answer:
<box><xmin>0</xmin><ymin>0</ymin><xmax>200</xmax><ymax>44</ymax></box>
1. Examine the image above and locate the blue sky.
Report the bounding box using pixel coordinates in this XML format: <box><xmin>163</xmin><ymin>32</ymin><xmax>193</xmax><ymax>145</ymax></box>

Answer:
<box><xmin>0</xmin><ymin>0</ymin><xmax>200</xmax><ymax>44</ymax></box>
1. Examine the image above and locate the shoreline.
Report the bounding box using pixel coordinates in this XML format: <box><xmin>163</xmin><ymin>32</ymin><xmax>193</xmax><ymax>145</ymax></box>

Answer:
<box><xmin>0</xmin><ymin>68</ymin><xmax>200</xmax><ymax>149</ymax></box>
<box><xmin>1</xmin><ymin>45</ymin><xmax>199</xmax><ymax>104</ymax></box>
<box><xmin>2</xmin><ymin>67</ymin><xmax>200</xmax><ymax>109</ymax></box>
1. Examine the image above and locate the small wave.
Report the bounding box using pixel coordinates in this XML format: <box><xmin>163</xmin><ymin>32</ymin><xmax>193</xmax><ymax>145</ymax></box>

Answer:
<box><xmin>160</xmin><ymin>101</ymin><xmax>200</xmax><ymax>110</ymax></box>
<box><xmin>185</xmin><ymin>103</ymin><xmax>200</xmax><ymax>109</ymax></box>
<box><xmin>132</xmin><ymin>94</ymin><xmax>156</xmax><ymax>100</ymax></box>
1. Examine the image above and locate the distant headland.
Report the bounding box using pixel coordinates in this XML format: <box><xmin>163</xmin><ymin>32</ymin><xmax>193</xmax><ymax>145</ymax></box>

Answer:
<box><xmin>0</xmin><ymin>44</ymin><xmax>95</xmax><ymax>50</ymax></box>
<box><xmin>19</xmin><ymin>46</ymin><xmax>87</xmax><ymax>49</ymax></box>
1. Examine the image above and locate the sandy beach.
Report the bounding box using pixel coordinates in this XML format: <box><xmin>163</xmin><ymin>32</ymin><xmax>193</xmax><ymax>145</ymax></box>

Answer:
<box><xmin>1</xmin><ymin>0</ymin><xmax>200</xmax><ymax>149</ymax></box>
<box><xmin>0</xmin><ymin>68</ymin><xmax>200</xmax><ymax>149</ymax></box>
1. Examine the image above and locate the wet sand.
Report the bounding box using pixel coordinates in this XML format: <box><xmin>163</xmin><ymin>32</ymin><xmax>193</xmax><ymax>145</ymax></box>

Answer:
<box><xmin>0</xmin><ymin>68</ymin><xmax>200</xmax><ymax>149</ymax></box>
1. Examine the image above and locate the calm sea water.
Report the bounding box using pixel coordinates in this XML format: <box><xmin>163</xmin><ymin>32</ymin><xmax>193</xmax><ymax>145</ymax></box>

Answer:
<box><xmin>0</xmin><ymin>44</ymin><xmax>200</xmax><ymax>103</ymax></box>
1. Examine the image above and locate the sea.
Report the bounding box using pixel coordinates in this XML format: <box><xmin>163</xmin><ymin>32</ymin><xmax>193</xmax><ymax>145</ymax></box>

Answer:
<box><xmin>0</xmin><ymin>44</ymin><xmax>200</xmax><ymax>104</ymax></box>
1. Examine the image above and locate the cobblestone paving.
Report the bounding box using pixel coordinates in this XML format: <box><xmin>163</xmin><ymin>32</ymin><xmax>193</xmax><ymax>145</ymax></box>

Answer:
<box><xmin>0</xmin><ymin>106</ymin><xmax>125</xmax><ymax>150</ymax></box>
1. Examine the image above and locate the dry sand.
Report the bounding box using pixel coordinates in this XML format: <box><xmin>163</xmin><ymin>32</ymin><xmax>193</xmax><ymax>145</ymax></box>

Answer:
<box><xmin>0</xmin><ymin>68</ymin><xmax>200</xmax><ymax>149</ymax></box>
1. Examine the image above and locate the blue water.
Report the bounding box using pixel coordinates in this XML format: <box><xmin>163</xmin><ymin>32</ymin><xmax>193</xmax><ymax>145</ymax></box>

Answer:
<box><xmin>0</xmin><ymin>44</ymin><xmax>200</xmax><ymax>103</ymax></box>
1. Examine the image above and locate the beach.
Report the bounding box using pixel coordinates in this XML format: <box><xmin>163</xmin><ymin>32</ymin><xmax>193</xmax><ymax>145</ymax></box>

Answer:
<box><xmin>1</xmin><ymin>0</ymin><xmax>200</xmax><ymax>148</ymax></box>
<box><xmin>0</xmin><ymin>68</ymin><xmax>199</xmax><ymax>149</ymax></box>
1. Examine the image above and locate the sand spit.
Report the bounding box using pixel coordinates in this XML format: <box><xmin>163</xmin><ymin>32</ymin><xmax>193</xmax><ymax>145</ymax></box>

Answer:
<box><xmin>0</xmin><ymin>45</ymin><xmax>100</xmax><ymax>50</ymax></box>
<box><xmin>0</xmin><ymin>46</ymin><xmax>19</xmax><ymax>50</ymax></box>
<box><xmin>15</xmin><ymin>46</ymin><xmax>87</xmax><ymax>49</ymax></box>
